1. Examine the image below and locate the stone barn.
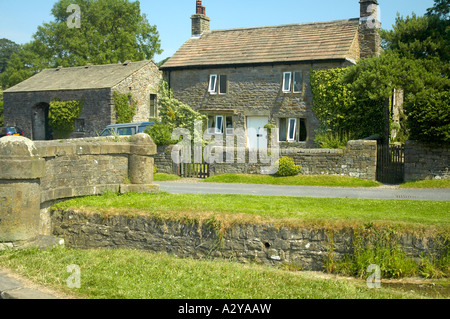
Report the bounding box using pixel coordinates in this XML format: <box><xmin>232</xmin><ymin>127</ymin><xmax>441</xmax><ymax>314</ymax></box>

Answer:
<box><xmin>3</xmin><ymin>60</ymin><xmax>161</xmax><ymax>140</ymax></box>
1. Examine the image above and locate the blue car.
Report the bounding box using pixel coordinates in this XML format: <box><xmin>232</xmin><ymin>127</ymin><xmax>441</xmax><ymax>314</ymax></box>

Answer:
<box><xmin>0</xmin><ymin>126</ymin><xmax>24</xmax><ymax>138</ymax></box>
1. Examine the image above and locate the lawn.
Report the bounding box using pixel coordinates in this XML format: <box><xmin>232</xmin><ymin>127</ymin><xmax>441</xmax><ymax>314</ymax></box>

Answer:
<box><xmin>3</xmin><ymin>192</ymin><xmax>448</xmax><ymax>300</ymax></box>
<box><xmin>156</xmin><ymin>173</ymin><xmax>450</xmax><ymax>189</ymax></box>
<box><xmin>202</xmin><ymin>174</ymin><xmax>381</xmax><ymax>187</ymax></box>
<box><xmin>0</xmin><ymin>247</ymin><xmax>443</xmax><ymax>299</ymax></box>
<box><xmin>400</xmin><ymin>179</ymin><xmax>450</xmax><ymax>189</ymax></box>
<box><xmin>52</xmin><ymin>192</ymin><xmax>450</xmax><ymax>232</ymax></box>
<box><xmin>154</xmin><ymin>173</ymin><xmax>182</xmax><ymax>181</ymax></box>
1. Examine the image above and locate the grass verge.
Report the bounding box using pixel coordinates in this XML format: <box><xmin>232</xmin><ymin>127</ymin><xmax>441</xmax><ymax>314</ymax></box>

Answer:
<box><xmin>52</xmin><ymin>192</ymin><xmax>450</xmax><ymax>233</ymax></box>
<box><xmin>203</xmin><ymin>174</ymin><xmax>381</xmax><ymax>187</ymax></box>
<box><xmin>400</xmin><ymin>179</ymin><xmax>450</xmax><ymax>189</ymax></box>
<box><xmin>154</xmin><ymin>173</ymin><xmax>182</xmax><ymax>181</ymax></box>
<box><xmin>0</xmin><ymin>247</ymin><xmax>444</xmax><ymax>299</ymax></box>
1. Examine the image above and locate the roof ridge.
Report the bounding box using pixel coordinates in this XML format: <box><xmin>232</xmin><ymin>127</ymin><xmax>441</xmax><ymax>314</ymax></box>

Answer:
<box><xmin>207</xmin><ymin>18</ymin><xmax>360</xmax><ymax>34</ymax></box>
<box><xmin>44</xmin><ymin>60</ymin><xmax>153</xmax><ymax>72</ymax></box>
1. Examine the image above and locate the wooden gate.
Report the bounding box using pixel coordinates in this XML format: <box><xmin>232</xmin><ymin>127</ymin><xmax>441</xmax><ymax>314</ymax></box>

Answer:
<box><xmin>174</xmin><ymin>162</ymin><xmax>210</xmax><ymax>179</ymax></box>
<box><xmin>376</xmin><ymin>143</ymin><xmax>405</xmax><ymax>184</ymax></box>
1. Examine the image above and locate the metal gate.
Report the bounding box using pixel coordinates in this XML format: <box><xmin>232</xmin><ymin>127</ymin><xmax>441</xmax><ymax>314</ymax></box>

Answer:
<box><xmin>376</xmin><ymin>143</ymin><xmax>405</xmax><ymax>184</ymax></box>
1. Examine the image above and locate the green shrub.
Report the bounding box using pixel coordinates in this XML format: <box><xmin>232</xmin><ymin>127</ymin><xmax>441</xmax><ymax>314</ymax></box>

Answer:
<box><xmin>276</xmin><ymin>156</ymin><xmax>301</xmax><ymax>177</ymax></box>
<box><xmin>48</xmin><ymin>98</ymin><xmax>84</xmax><ymax>139</ymax></box>
<box><xmin>113</xmin><ymin>91</ymin><xmax>136</xmax><ymax>124</ymax></box>
<box><xmin>315</xmin><ymin>130</ymin><xmax>352</xmax><ymax>149</ymax></box>
<box><xmin>406</xmin><ymin>88</ymin><xmax>450</xmax><ymax>144</ymax></box>
<box><xmin>145</xmin><ymin>123</ymin><xmax>177</xmax><ymax>146</ymax></box>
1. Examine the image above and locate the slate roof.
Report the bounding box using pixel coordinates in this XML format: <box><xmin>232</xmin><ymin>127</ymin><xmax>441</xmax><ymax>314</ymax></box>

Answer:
<box><xmin>5</xmin><ymin>60</ymin><xmax>154</xmax><ymax>93</ymax></box>
<box><xmin>161</xmin><ymin>18</ymin><xmax>360</xmax><ymax>70</ymax></box>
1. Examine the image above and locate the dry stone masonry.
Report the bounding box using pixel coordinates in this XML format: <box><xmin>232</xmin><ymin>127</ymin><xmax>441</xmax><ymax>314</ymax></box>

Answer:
<box><xmin>52</xmin><ymin>210</ymin><xmax>448</xmax><ymax>271</ymax></box>
<box><xmin>0</xmin><ymin>134</ymin><xmax>159</xmax><ymax>244</ymax></box>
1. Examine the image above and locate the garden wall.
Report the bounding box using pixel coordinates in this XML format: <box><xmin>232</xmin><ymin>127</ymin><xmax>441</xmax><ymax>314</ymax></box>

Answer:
<box><xmin>51</xmin><ymin>210</ymin><xmax>447</xmax><ymax>271</ymax></box>
<box><xmin>0</xmin><ymin>134</ymin><xmax>159</xmax><ymax>243</ymax></box>
<box><xmin>154</xmin><ymin>140</ymin><xmax>377</xmax><ymax>181</ymax></box>
<box><xmin>404</xmin><ymin>141</ymin><xmax>450</xmax><ymax>182</ymax></box>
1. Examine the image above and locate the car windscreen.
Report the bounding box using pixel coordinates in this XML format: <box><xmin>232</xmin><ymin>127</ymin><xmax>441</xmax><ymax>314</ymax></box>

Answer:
<box><xmin>117</xmin><ymin>127</ymin><xmax>136</xmax><ymax>136</ymax></box>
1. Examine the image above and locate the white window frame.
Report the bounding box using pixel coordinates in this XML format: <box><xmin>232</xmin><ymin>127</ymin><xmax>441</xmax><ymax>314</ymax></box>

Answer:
<box><xmin>282</xmin><ymin>72</ymin><xmax>292</xmax><ymax>93</ymax></box>
<box><xmin>215</xmin><ymin>115</ymin><xmax>224</xmax><ymax>134</ymax></box>
<box><xmin>287</xmin><ymin>118</ymin><xmax>297</xmax><ymax>142</ymax></box>
<box><xmin>208</xmin><ymin>74</ymin><xmax>218</xmax><ymax>94</ymax></box>
<box><xmin>293</xmin><ymin>71</ymin><xmax>303</xmax><ymax>93</ymax></box>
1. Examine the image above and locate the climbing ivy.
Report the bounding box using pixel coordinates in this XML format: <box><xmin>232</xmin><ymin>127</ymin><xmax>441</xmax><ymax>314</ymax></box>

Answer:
<box><xmin>113</xmin><ymin>91</ymin><xmax>137</xmax><ymax>124</ymax></box>
<box><xmin>49</xmin><ymin>98</ymin><xmax>84</xmax><ymax>139</ymax></box>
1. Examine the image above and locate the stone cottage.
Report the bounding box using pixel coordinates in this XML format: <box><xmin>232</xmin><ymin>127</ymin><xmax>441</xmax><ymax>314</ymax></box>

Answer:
<box><xmin>160</xmin><ymin>0</ymin><xmax>382</xmax><ymax>149</ymax></box>
<box><xmin>3</xmin><ymin>60</ymin><xmax>161</xmax><ymax>140</ymax></box>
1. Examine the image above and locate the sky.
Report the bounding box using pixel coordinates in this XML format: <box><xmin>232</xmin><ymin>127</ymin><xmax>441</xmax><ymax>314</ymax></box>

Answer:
<box><xmin>0</xmin><ymin>0</ymin><xmax>436</xmax><ymax>63</ymax></box>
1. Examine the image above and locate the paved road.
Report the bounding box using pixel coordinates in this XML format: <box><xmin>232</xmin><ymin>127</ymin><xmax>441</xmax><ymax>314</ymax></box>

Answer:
<box><xmin>156</xmin><ymin>181</ymin><xmax>450</xmax><ymax>201</ymax></box>
<box><xmin>0</xmin><ymin>269</ymin><xmax>59</xmax><ymax>299</ymax></box>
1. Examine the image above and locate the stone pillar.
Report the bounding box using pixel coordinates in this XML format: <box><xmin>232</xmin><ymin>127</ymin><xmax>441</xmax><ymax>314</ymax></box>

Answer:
<box><xmin>0</xmin><ymin>137</ymin><xmax>45</xmax><ymax>242</ymax></box>
<box><xmin>121</xmin><ymin>133</ymin><xmax>160</xmax><ymax>194</ymax></box>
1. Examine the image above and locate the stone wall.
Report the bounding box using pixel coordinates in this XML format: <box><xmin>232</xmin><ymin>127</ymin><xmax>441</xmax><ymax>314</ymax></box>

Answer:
<box><xmin>51</xmin><ymin>210</ymin><xmax>447</xmax><ymax>271</ymax></box>
<box><xmin>166</xmin><ymin>61</ymin><xmax>353</xmax><ymax>148</ymax></box>
<box><xmin>404</xmin><ymin>141</ymin><xmax>450</xmax><ymax>182</ymax></box>
<box><xmin>154</xmin><ymin>145</ymin><xmax>176</xmax><ymax>174</ymax></box>
<box><xmin>0</xmin><ymin>134</ymin><xmax>158</xmax><ymax>243</ymax></box>
<box><xmin>208</xmin><ymin>140</ymin><xmax>377</xmax><ymax>180</ymax></box>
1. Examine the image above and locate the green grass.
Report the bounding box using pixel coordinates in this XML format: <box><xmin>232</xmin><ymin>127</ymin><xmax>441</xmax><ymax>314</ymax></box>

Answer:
<box><xmin>400</xmin><ymin>179</ymin><xmax>450</xmax><ymax>189</ymax></box>
<box><xmin>52</xmin><ymin>192</ymin><xmax>450</xmax><ymax>232</ymax></box>
<box><xmin>0</xmin><ymin>247</ymin><xmax>442</xmax><ymax>299</ymax></box>
<box><xmin>203</xmin><ymin>174</ymin><xmax>381</xmax><ymax>187</ymax></box>
<box><xmin>154</xmin><ymin>173</ymin><xmax>182</xmax><ymax>181</ymax></box>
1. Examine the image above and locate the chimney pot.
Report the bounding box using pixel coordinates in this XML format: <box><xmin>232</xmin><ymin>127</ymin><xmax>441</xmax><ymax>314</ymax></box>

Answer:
<box><xmin>191</xmin><ymin>0</ymin><xmax>210</xmax><ymax>37</ymax></box>
<box><xmin>196</xmin><ymin>0</ymin><xmax>206</xmax><ymax>15</ymax></box>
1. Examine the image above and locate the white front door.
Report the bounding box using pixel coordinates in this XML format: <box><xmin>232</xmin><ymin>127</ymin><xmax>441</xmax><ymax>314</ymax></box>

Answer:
<box><xmin>247</xmin><ymin>116</ymin><xmax>268</xmax><ymax>150</ymax></box>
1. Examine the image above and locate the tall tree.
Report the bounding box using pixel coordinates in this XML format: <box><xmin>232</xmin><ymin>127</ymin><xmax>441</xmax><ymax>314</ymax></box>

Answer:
<box><xmin>2</xmin><ymin>0</ymin><xmax>162</xmax><ymax>88</ymax></box>
<box><xmin>0</xmin><ymin>39</ymin><xmax>20</xmax><ymax>74</ymax></box>
<box><xmin>380</xmin><ymin>0</ymin><xmax>449</xmax><ymax>62</ymax></box>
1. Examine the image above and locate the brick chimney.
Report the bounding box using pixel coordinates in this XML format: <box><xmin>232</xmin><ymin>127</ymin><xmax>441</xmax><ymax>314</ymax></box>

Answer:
<box><xmin>359</xmin><ymin>0</ymin><xmax>381</xmax><ymax>59</ymax></box>
<box><xmin>191</xmin><ymin>0</ymin><xmax>210</xmax><ymax>37</ymax></box>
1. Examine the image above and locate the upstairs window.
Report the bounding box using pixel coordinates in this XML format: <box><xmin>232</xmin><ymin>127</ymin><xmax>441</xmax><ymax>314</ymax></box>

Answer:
<box><xmin>282</xmin><ymin>71</ymin><xmax>303</xmax><ymax>93</ymax></box>
<box><xmin>209</xmin><ymin>74</ymin><xmax>227</xmax><ymax>94</ymax></box>
<box><xmin>293</xmin><ymin>72</ymin><xmax>303</xmax><ymax>93</ymax></box>
<box><xmin>282</xmin><ymin>72</ymin><xmax>292</xmax><ymax>93</ymax></box>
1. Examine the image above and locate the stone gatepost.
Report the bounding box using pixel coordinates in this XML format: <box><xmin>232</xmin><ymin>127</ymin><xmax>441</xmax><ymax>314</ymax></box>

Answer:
<box><xmin>121</xmin><ymin>133</ymin><xmax>160</xmax><ymax>194</ymax></box>
<box><xmin>0</xmin><ymin>137</ymin><xmax>45</xmax><ymax>242</ymax></box>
